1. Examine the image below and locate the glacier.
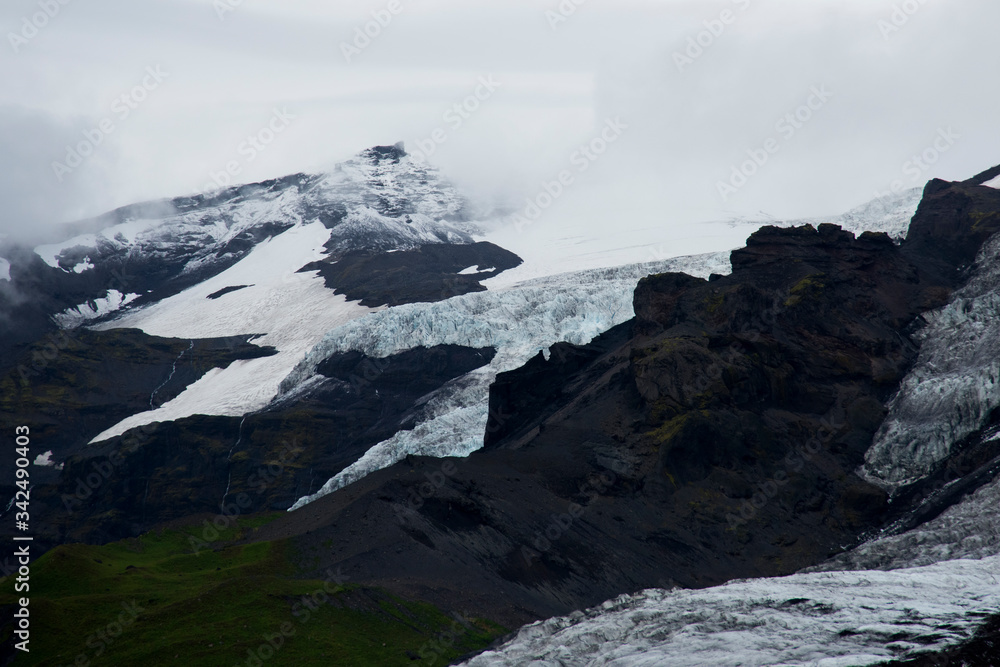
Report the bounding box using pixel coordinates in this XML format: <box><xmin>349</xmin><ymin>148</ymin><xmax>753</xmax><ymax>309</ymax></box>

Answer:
<box><xmin>284</xmin><ymin>251</ymin><xmax>732</xmax><ymax>511</ymax></box>
<box><xmin>88</xmin><ymin>221</ymin><xmax>377</xmax><ymax>443</ymax></box>
<box><xmin>814</xmin><ymin>469</ymin><xmax>1000</xmax><ymax>572</ymax></box>
<box><xmin>460</xmin><ymin>468</ymin><xmax>1000</xmax><ymax>667</ymax></box>
<box><xmin>459</xmin><ymin>556</ymin><xmax>1000</xmax><ymax>667</ymax></box>
<box><xmin>73</xmin><ymin>146</ymin><xmax>487</xmax><ymax>443</ymax></box>
<box><xmin>284</xmin><ymin>189</ymin><xmax>924</xmax><ymax>512</ymax></box>
<box><xmin>457</xmin><ymin>192</ymin><xmax>1000</xmax><ymax>667</ymax></box>
<box><xmin>863</xmin><ymin>231</ymin><xmax>1000</xmax><ymax>490</ymax></box>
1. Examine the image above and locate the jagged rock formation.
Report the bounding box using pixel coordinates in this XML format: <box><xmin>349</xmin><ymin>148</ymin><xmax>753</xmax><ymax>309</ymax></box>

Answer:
<box><xmin>237</xmin><ymin>176</ymin><xmax>1000</xmax><ymax>633</ymax></box>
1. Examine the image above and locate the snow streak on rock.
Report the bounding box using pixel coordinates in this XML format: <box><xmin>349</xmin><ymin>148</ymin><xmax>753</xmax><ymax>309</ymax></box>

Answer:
<box><xmin>52</xmin><ymin>290</ymin><xmax>140</xmax><ymax>328</ymax></box>
<box><xmin>864</xmin><ymin>232</ymin><xmax>1000</xmax><ymax>490</ymax></box>
<box><xmin>461</xmin><ymin>556</ymin><xmax>1000</xmax><ymax>667</ymax></box>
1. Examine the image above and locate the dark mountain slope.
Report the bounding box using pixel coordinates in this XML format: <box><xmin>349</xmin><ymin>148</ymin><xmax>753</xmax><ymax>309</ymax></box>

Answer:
<box><xmin>241</xmin><ymin>176</ymin><xmax>1000</xmax><ymax>630</ymax></box>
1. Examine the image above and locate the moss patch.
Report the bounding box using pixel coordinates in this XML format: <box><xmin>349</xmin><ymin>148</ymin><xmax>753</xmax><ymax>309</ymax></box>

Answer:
<box><xmin>0</xmin><ymin>517</ymin><xmax>504</xmax><ymax>666</ymax></box>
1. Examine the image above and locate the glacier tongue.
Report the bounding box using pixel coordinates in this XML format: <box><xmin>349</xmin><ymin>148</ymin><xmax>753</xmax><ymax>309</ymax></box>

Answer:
<box><xmin>284</xmin><ymin>251</ymin><xmax>733</xmax><ymax>511</ymax></box>
<box><xmin>452</xmin><ymin>188</ymin><xmax>1000</xmax><ymax>667</ymax></box>
<box><xmin>459</xmin><ymin>556</ymin><xmax>1000</xmax><ymax>667</ymax></box>
<box><xmin>285</xmin><ymin>188</ymin><xmax>927</xmax><ymax>511</ymax></box>
<box><xmin>813</xmin><ymin>470</ymin><xmax>1000</xmax><ymax>572</ymax></box>
<box><xmin>863</xmin><ymin>231</ymin><xmax>1000</xmax><ymax>490</ymax></box>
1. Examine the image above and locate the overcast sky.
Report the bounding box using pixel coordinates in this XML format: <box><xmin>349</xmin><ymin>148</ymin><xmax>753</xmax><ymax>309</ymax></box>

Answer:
<box><xmin>2</xmin><ymin>0</ymin><xmax>999</xmax><ymax>248</ymax></box>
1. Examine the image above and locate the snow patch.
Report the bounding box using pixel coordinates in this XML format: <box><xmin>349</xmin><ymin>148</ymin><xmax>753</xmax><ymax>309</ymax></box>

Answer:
<box><xmin>0</xmin><ymin>257</ymin><xmax>10</xmax><ymax>281</ymax></box>
<box><xmin>34</xmin><ymin>234</ymin><xmax>99</xmax><ymax>270</ymax></box>
<box><xmin>53</xmin><ymin>290</ymin><xmax>140</xmax><ymax>328</ymax></box>
<box><xmin>33</xmin><ymin>451</ymin><xmax>56</xmax><ymax>467</ymax></box>
<box><xmin>88</xmin><ymin>222</ymin><xmax>376</xmax><ymax>443</ymax></box>
<box><xmin>73</xmin><ymin>257</ymin><xmax>95</xmax><ymax>273</ymax></box>
<box><xmin>983</xmin><ymin>174</ymin><xmax>1000</xmax><ymax>189</ymax></box>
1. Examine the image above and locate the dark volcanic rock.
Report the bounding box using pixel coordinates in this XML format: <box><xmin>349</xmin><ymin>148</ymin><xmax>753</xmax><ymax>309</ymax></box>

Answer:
<box><xmin>206</xmin><ymin>285</ymin><xmax>253</xmax><ymax>299</ymax></box>
<box><xmin>241</xmin><ymin>175</ymin><xmax>1000</xmax><ymax>630</ymax></box>
<box><xmin>24</xmin><ymin>345</ymin><xmax>495</xmax><ymax>550</ymax></box>
<box><xmin>0</xmin><ymin>329</ymin><xmax>276</xmax><ymax>551</ymax></box>
<box><xmin>304</xmin><ymin>241</ymin><xmax>523</xmax><ymax>307</ymax></box>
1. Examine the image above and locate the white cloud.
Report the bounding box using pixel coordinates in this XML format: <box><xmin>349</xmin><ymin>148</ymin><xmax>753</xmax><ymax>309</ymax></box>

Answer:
<box><xmin>0</xmin><ymin>0</ymin><xmax>998</xmax><ymax>244</ymax></box>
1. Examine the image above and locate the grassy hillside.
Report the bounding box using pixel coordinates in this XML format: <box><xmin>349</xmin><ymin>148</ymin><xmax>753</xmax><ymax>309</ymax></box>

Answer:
<box><xmin>0</xmin><ymin>515</ymin><xmax>504</xmax><ymax>666</ymax></box>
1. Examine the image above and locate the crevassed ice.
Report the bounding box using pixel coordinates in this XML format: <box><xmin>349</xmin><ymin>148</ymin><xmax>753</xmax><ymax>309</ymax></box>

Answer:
<box><xmin>284</xmin><ymin>251</ymin><xmax>733</xmax><ymax>511</ymax></box>
<box><xmin>814</xmin><ymin>469</ymin><xmax>1000</xmax><ymax>572</ymax></box>
<box><xmin>286</xmin><ymin>190</ymin><xmax>926</xmax><ymax>511</ymax></box>
<box><xmin>459</xmin><ymin>556</ymin><xmax>1000</xmax><ymax>667</ymax></box>
<box><xmin>864</xmin><ymin>231</ymin><xmax>1000</xmax><ymax>489</ymax></box>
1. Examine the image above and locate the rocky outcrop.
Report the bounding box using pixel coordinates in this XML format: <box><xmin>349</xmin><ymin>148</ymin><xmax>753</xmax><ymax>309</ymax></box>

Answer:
<box><xmin>305</xmin><ymin>242</ymin><xmax>523</xmax><ymax>307</ymax></box>
<box><xmin>240</xmin><ymin>175</ymin><xmax>1000</xmax><ymax>630</ymax></box>
<box><xmin>21</xmin><ymin>344</ymin><xmax>495</xmax><ymax>550</ymax></box>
